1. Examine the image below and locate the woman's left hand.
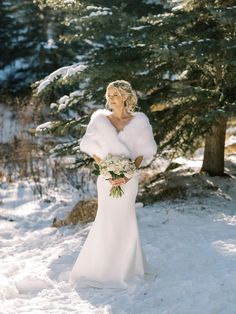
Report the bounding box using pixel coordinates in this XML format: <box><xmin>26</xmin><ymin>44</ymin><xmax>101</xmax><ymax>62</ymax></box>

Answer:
<box><xmin>109</xmin><ymin>177</ymin><xmax>130</xmax><ymax>186</ymax></box>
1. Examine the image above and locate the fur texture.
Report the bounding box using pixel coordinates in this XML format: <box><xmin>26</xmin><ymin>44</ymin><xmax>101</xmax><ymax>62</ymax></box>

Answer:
<box><xmin>80</xmin><ymin>109</ymin><xmax>157</xmax><ymax>166</ymax></box>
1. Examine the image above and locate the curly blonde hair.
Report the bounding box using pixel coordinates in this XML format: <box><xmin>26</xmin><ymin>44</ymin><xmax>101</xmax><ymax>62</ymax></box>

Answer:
<box><xmin>105</xmin><ymin>80</ymin><xmax>138</xmax><ymax>113</ymax></box>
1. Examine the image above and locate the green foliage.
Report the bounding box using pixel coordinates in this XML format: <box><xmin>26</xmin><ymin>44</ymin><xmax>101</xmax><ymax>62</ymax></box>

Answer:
<box><xmin>33</xmin><ymin>0</ymin><xmax>166</xmax><ymax>165</ymax></box>
<box><xmin>140</xmin><ymin>0</ymin><xmax>236</xmax><ymax>154</ymax></box>
<box><xmin>0</xmin><ymin>0</ymin><xmax>77</xmax><ymax>94</ymax></box>
<box><xmin>34</xmin><ymin>0</ymin><xmax>236</xmax><ymax>164</ymax></box>
<box><xmin>92</xmin><ymin>163</ymin><xmax>100</xmax><ymax>176</ymax></box>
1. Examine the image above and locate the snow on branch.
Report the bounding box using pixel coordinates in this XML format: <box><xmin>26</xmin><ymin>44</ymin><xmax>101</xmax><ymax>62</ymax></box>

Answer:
<box><xmin>49</xmin><ymin>90</ymin><xmax>84</xmax><ymax>113</ymax></box>
<box><xmin>35</xmin><ymin>121</ymin><xmax>54</xmax><ymax>132</ymax></box>
<box><xmin>36</xmin><ymin>63</ymin><xmax>87</xmax><ymax>95</ymax></box>
<box><xmin>81</xmin><ymin>5</ymin><xmax>112</xmax><ymax>19</ymax></box>
<box><xmin>64</xmin><ymin>0</ymin><xmax>76</xmax><ymax>4</ymax></box>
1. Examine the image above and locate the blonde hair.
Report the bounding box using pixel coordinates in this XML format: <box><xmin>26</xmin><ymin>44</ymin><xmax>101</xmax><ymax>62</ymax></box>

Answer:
<box><xmin>105</xmin><ymin>80</ymin><xmax>138</xmax><ymax>113</ymax></box>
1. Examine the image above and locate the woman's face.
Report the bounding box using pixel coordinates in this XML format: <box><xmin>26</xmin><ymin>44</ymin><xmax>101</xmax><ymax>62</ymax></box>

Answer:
<box><xmin>107</xmin><ymin>86</ymin><xmax>125</xmax><ymax>110</ymax></box>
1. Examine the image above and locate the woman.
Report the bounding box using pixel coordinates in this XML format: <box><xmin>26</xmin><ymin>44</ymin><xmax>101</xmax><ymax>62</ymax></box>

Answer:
<box><xmin>69</xmin><ymin>80</ymin><xmax>157</xmax><ymax>289</ymax></box>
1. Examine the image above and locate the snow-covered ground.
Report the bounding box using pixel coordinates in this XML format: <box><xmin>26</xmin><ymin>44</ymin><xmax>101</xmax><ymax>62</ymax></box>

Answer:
<box><xmin>0</xmin><ymin>157</ymin><xmax>236</xmax><ymax>314</ymax></box>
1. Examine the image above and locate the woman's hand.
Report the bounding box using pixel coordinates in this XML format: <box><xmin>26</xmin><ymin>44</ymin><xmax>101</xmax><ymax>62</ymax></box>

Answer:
<box><xmin>109</xmin><ymin>177</ymin><xmax>130</xmax><ymax>186</ymax></box>
<box><xmin>93</xmin><ymin>154</ymin><xmax>102</xmax><ymax>164</ymax></box>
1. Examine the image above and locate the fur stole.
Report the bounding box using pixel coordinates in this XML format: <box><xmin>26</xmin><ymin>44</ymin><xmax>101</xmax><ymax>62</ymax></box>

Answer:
<box><xmin>80</xmin><ymin>109</ymin><xmax>157</xmax><ymax>166</ymax></box>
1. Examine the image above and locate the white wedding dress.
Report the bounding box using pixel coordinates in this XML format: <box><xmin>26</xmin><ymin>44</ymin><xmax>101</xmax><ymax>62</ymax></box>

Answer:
<box><xmin>68</xmin><ymin>109</ymin><xmax>157</xmax><ymax>289</ymax></box>
<box><xmin>69</xmin><ymin>171</ymin><xmax>146</xmax><ymax>289</ymax></box>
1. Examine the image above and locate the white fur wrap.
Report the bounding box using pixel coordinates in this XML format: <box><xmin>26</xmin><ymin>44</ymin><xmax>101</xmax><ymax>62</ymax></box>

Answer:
<box><xmin>80</xmin><ymin>109</ymin><xmax>157</xmax><ymax>166</ymax></box>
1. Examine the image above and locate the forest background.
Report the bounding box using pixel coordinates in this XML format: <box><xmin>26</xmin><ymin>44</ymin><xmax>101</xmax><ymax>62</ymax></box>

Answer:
<box><xmin>0</xmin><ymin>0</ymin><xmax>236</xmax><ymax>197</ymax></box>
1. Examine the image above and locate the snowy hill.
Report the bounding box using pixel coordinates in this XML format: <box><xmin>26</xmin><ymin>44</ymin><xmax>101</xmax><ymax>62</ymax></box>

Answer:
<box><xmin>0</xmin><ymin>155</ymin><xmax>236</xmax><ymax>314</ymax></box>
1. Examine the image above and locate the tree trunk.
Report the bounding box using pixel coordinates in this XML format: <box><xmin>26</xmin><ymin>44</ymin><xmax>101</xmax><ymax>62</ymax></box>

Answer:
<box><xmin>201</xmin><ymin>115</ymin><xmax>227</xmax><ymax>176</ymax></box>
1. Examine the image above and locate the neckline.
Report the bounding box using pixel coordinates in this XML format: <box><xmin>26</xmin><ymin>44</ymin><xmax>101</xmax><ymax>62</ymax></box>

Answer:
<box><xmin>105</xmin><ymin>114</ymin><xmax>135</xmax><ymax>134</ymax></box>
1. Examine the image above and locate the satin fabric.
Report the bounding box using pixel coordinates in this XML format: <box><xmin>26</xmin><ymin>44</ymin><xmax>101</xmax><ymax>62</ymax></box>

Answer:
<box><xmin>69</xmin><ymin>171</ymin><xmax>147</xmax><ymax>289</ymax></box>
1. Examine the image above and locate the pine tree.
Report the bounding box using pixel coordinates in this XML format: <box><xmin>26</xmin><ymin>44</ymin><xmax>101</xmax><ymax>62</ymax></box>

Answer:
<box><xmin>0</xmin><ymin>0</ymin><xmax>70</xmax><ymax>94</ymax></box>
<box><xmin>33</xmin><ymin>0</ymin><xmax>167</xmax><ymax>167</ymax></box>
<box><xmin>141</xmin><ymin>0</ymin><xmax>236</xmax><ymax>175</ymax></box>
<box><xmin>0</xmin><ymin>1</ymin><xmax>12</xmax><ymax>69</ymax></box>
<box><xmin>34</xmin><ymin>0</ymin><xmax>236</xmax><ymax>176</ymax></box>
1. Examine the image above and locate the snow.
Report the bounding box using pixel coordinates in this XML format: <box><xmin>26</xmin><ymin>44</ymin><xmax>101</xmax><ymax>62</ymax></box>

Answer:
<box><xmin>84</xmin><ymin>39</ymin><xmax>105</xmax><ymax>48</ymax></box>
<box><xmin>163</xmin><ymin>70</ymin><xmax>176</xmax><ymax>81</ymax></box>
<box><xmin>143</xmin><ymin>0</ymin><xmax>163</xmax><ymax>5</ymax></box>
<box><xmin>171</xmin><ymin>3</ymin><xmax>185</xmax><ymax>12</ymax></box>
<box><xmin>81</xmin><ymin>6</ymin><xmax>112</xmax><ymax>20</ymax></box>
<box><xmin>136</xmin><ymin>70</ymin><xmax>150</xmax><ymax>75</ymax></box>
<box><xmin>130</xmin><ymin>26</ymin><xmax>148</xmax><ymax>30</ymax></box>
<box><xmin>176</xmin><ymin>69</ymin><xmax>188</xmax><ymax>80</ymax></box>
<box><xmin>64</xmin><ymin>0</ymin><xmax>76</xmax><ymax>4</ymax></box>
<box><xmin>0</xmin><ymin>155</ymin><xmax>236</xmax><ymax>313</ymax></box>
<box><xmin>136</xmin><ymin>43</ymin><xmax>146</xmax><ymax>47</ymax></box>
<box><xmin>35</xmin><ymin>121</ymin><xmax>54</xmax><ymax>131</ymax></box>
<box><xmin>36</xmin><ymin>64</ymin><xmax>87</xmax><ymax>95</ymax></box>
<box><xmin>59</xmin><ymin>96</ymin><xmax>70</xmax><ymax>105</ymax></box>
<box><xmin>86</xmin><ymin>6</ymin><xmax>110</xmax><ymax>11</ymax></box>
<box><xmin>225</xmin><ymin>135</ymin><xmax>236</xmax><ymax>146</ymax></box>
<box><xmin>89</xmin><ymin>11</ymin><xmax>112</xmax><ymax>17</ymax></box>
<box><xmin>58</xmin><ymin>95</ymin><xmax>70</xmax><ymax>111</ymax></box>
<box><xmin>50</xmin><ymin>103</ymin><xmax>58</xmax><ymax>110</ymax></box>
<box><xmin>43</xmin><ymin>39</ymin><xmax>58</xmax><ymax>50</ymax></box>
<box><xmin>177</xmin><ymin>38</ymin><xmax>211</xmax><ymax>47</ymax></box>
<box><xmin>69</xmin><ymin>90</ymin><xmax>84</xmax><ymax>98</ymax></box>
<box><xmin>48</xmin><ymin>90</ymin><xmax>85</xmax><ymax>113</ymax></box>
<box><xmin>227</xmin><ymin>126</ymin><xmax>236</xmax><ymax>136</ymax></box>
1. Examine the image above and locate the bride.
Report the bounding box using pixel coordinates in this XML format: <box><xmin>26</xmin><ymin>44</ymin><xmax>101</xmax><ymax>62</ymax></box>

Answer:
<box><xmin>69</xmin><ymin>80</ymin><xmax>157</xmax><ymax>289</ymax></box>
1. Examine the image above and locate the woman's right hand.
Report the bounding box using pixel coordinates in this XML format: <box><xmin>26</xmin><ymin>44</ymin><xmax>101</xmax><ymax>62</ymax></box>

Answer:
<box><xmin>109</xmin><ymin>177</ymin><xmax>130</xmax><ymax>186</ymax></box>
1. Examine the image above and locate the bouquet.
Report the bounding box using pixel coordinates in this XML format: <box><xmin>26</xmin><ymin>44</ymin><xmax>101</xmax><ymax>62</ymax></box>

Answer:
<box><xmin>92</xmin><ymin>153</ymin><xmax>137</xmax><ymax>198</ymax></box>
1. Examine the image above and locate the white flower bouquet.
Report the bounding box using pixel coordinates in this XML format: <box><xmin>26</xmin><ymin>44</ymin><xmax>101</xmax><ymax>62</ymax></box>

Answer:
<box><xmin>92</xmin><ymin>153</ymin><xmax>137</xmax><ymax>198</ymax></box>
